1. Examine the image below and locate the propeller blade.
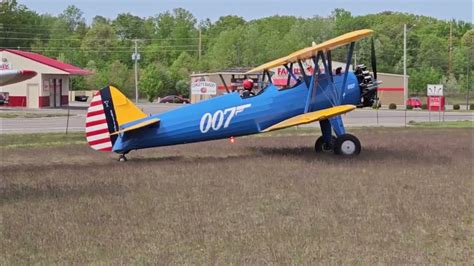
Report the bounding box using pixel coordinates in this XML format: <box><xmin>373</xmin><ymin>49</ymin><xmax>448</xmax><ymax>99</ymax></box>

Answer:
<box><xmin>371</xmin><ymin>37</ymin><xmax>377</xmax><ymax>80</ymax></box>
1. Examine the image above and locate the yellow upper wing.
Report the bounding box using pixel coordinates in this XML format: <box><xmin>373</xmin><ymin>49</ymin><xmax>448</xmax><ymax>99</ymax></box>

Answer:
<box><xmin>262</xmin><ymin>105</ymin><xmax>356</xmax><ymax>132</ymax></box>
<box><xmin>246</xmin><ymin>29</ymin><xmax>373</xmax><ymax>74</ymax></box>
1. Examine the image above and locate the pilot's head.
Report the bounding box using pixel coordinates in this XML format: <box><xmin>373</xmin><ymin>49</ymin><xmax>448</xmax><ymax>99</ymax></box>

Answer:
<box><xmin>243</xmin><ymin>79</ymin><xmax>254</xmax><ymax>90</ymax></box>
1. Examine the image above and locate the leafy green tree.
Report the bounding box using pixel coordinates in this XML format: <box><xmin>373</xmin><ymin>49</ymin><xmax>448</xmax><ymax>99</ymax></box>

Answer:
<box><xmin>169</xmin><ymin>52</ymin><xmax>196</xmax><ymax>80</ymax></box>
<box><xmin>175</xmin><ymin>79</ymin><xmax>190</xmax><ymax>97</ymax></box>
<box><xmin>104</xmin><ymin>60</ymin><xmax>134</xmax><ymax>97</ymax></box>
<box><xmin>70</xmin><ymin>76</ymin><xmax>86</xmax><ymax>90</ymax></box>
<box><xmin>461</xmin><ymin>29</ymin><xmax>474</xmax><ymax>68</ymax></box>
<box><xmin>207</xmin><ymin>15</ymin><xmax>246</xmax><ymax>38</ymax></box>
<box><xmin>203</xmin><ymin>27</ymin><xmax>244</xmax><ymax>70</ymax></box>
<box><xmin>81</xmin><ymin>21</ymin><xmax>117</xmax><ymax>66</ymax></box>
<box><xmin>409</xmin><ymin>67</ymin><xmax>442</xmax><ymax>94</ymax></box>
<box><xmin>148</xmin><ymin>8</ymin><xmax>198</xmax><ymax>66</ymax></box>
<box><xmin>139</xmin><ymin>64</ymin><xmax>172</xmax><ymax>101</ymax></box>
<box><xmin>59</xmin><ymin>5</ymin><xmax>85</xmax><ymax>32</ymax></box>
<box><xmin>113</xmin><ymin>13</ymin><xmax>146</xmax><ymax>40</ymax></box>
<box><xmin>415</xmin><ymin>34</ymin><xmax>449</xmax><ymax>72</ymax></box>
<box><xmin>331</xmin><ymin>8</ymin><xmax>353</xmax><ymax>35</ymax></box>
<box><xmin>0</xmin><ymin>0</ymin><xmax>43</xmax><ymax>49</ymax></box>
<box><xmin>441</xmin><ymin>73</ymin><xmax>459</xmax><ymax>95</ymax></box>
<box><xmin>453</xmin><ymin>46</ymin><xmax>469</xmax><ymax>77</ymax></box>
<box><xmin>92</xmin><ymin>15</ymin><xmax>110</xmax><ymax>25</ymax></box>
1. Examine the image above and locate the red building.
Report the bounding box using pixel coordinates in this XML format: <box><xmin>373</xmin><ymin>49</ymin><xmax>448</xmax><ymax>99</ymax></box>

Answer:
<box><xmin>0</xmin><ymin>49</ymin><xmax>91</xmax><ymax>108</ymax></box>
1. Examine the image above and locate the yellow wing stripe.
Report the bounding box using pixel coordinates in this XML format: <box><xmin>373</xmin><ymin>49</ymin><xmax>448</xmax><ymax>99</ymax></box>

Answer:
<box><xmin>246</xmin><ymin>29</ymin><xmax>373</xmax><ymax>74</ymax></box>
<box><xmin>262</xmin><ymin>105</ymin><xmax>356</xmax><ymax>132</ymax></box>
<box><xmin>110</xmin><ymin>118</ymin><xmax>160</xmax><ymax>136</ymax></box>
<box><xmin>109</xmin><ymin>86</ymin><xmax>147</xmax><ymax>126</ymax></box>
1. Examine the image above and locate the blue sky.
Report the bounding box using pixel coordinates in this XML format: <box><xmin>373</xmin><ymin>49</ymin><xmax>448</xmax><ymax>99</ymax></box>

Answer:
<box><xmin>18</xmin><ymin>0</ymin><xmax>473</xmax><ymax>23</ymax></box>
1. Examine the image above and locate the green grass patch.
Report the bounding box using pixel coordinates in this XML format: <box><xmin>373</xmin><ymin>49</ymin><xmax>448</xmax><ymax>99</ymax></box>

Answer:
<box><xmin>0</xmin><ymin>112</ymin><xmax>71</xmax><ymax>118</ymax></box>
<box><xmin>0</xmin><ymin>132</ymin><xmax>86</xmax><ymax>149</ymax></box>
<box><xmin>408</xmin><ymin>120</ymin><xmax>473</xmax><ymax>128</ymax></box>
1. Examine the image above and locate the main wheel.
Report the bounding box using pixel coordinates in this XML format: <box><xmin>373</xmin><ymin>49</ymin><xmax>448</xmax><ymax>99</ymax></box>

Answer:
<box><xmin>334</xmin><ymin>134</ymin><xmax>361</xmax><ymax>156</ymax></box>
<box><xmin>118</xmin><ymin>154</ymin><xmax>128</xmax><ymax>162</ymax></box>
<box><xmin>315</xmin><ymin>135</ymin><xmax>336</xmax><ymax>153</ymax></box>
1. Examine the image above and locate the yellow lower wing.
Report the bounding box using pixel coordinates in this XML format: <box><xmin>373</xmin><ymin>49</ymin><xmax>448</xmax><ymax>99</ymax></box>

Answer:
<box><xmin>262</xmin><ymin>105</ymin><xmax>356</xmax><ymax>132</ymax></box>
<box><xmin>110</xmin><ymin>118</ymin><xmax>160</xmax><ymax>135</ymax></box>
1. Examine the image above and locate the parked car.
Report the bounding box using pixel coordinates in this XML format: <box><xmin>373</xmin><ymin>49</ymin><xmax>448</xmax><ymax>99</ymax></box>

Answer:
<box><xmin>75</xmin><ymin>95</ymin><xmax>89</xmax><ymax>102</ymax></box>
<box><xmin>406</xmin><ymin>97</ymin><xmax>422</xmax><ymax>108</ymax></box>
<box><xmin>159</xmin><ymin>95</ymin><xmax>190</xmax><ymax>104</ymax></box>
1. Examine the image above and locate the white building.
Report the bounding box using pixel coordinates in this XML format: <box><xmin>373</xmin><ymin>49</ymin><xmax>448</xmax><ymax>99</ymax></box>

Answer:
<box><xmin>0</xmin><ymin>49</ymin><xmax>91</xmax><ymax>108</ymax></box>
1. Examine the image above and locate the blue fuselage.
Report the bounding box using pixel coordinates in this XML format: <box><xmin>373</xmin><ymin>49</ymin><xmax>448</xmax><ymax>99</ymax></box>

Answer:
<box><xmin>113</xmin><ymin>73</ymin><xmax>361</xmax><ymax>153</ymax></box>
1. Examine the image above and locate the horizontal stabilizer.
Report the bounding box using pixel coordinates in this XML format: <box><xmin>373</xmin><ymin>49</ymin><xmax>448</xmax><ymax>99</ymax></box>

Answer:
<box><xmin>110</xmin><ymin>118</ymin><xmax>160</xmax><ymax>135</ymax></box>
<box><xmin>262</xmin><ymin>105</ymin><xmax>356</xmax><ymax>132</ymax></box>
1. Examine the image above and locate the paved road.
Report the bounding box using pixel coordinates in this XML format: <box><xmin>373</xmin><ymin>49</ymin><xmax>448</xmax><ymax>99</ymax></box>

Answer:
<box><xmin>1</xmin><ymin>103</ymin><xmax>472</xmax><ymax>133</ymax></box>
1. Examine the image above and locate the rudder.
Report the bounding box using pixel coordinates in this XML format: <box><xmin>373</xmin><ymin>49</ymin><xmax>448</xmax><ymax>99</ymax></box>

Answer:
<box><xmin>85</xmin><ymin>86</ymin><xmax>146</xmax><ymax>152</ymax></box>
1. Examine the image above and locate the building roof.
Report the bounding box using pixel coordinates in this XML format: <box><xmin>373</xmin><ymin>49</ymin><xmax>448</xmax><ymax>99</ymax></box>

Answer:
<box><xmin>1</xmin><ymin>49</ymin><xmax>92</xmax><ymax>75</ymax></box>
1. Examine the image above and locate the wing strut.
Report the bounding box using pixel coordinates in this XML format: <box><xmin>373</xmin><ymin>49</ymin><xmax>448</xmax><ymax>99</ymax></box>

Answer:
<box><xmin>297</xmin><ymin>60</ymin><xmax>309</xmax><ymax>87</ymax></box>
<box><xmin>285</xmin><ymin>63</ymin><xmax>295</xmax><ymax>86</ymax></box>
<box><xmin>327</xmin><ymin>50</ymin><xmax>333</xmax><ymax>82</ymax></box>
<box><xmin>218</xmin><ymin>73</ymin><xmax>230</xmax><ymax>93</ymax></box>
<box><xmin>340</xmin><ymin>42</ymin><xmax>355</xmax><ymax>101</ymax></box>
<box><xmin>319</xmin><ymin>51</ymin><xmax>340</xmax><ymax>104</ymax></box>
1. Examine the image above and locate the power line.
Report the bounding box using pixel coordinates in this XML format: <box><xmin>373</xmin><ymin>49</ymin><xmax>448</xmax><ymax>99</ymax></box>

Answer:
<box><xmin>0</xmin><ymin>36</ymin><xmax>201</xmax><ymax>41</ymax></box>
<box><xmin>9</xmin><ymin>49</ymin><xmax>200</xmax><ymax>53</ymax></box>
<box><xmin>0</xmin><ymin>45</ymin><xmax>199</xmax><ymax>49</ymax></box>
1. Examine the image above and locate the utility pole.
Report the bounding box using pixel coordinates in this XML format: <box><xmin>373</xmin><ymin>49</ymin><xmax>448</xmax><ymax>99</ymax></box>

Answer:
<box><xmin>132</xmin><ymin>39</ymin><xmax>140</xmax><ymax>104</ymax></box>
<box><xmin>448</xmin><ymin>22</ymin><xmax>453</xmax><ymax>74</ymax></box>
<box><xmin>467</xmin><ymin>57</ymin><xmax>471</xmax><ymax>110</ymax></box>
<box><xmin>198</xmin><ymin>28</ymin><xmax>202</xmax><ymax>61</ymax></box>
<box><xmin>403</xmin><ymin>24</ymin><xmax>408</xmax><ymax>107</ymax></box>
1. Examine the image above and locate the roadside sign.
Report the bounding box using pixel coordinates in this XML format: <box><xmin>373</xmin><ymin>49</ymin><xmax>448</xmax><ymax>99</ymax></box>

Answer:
<box><xmin>191</xmin><ymin>81</ymin><xmax>217</xmax><ymax>95</ymax></box>
<box><xmin>427</xmin><ymin>84</ymin><xmax>443</xmax><ymax>96</ymax></box>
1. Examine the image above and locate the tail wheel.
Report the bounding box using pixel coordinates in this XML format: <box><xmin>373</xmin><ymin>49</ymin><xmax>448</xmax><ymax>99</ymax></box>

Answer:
<box><xmin>315</xmin><ymin>135</ymin><xmax>337</xmax><ymax>153</ymax></box>
<box><xmin>334</xmin><ymin>134</ymin><xmax>361</xmax><ymax>156</ymax></box>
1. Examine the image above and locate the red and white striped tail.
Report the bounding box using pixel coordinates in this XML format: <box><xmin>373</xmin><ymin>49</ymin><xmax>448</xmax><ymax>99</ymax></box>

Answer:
<box><xmin>85</xmin><ymin>93</ymin><xmax>113</xmax><ymax>151</ymax></box>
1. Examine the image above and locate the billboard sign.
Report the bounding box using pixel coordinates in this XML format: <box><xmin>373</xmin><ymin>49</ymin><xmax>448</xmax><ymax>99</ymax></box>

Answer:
<box><xmin>191</xmin><ymin>81</ymin><xmax>217</xmax><ymax>95</ymax></box>
<box><xmin>427</xmin><ymin>84</ymin><xmax>443</xmax><ymax>96</ymax></box>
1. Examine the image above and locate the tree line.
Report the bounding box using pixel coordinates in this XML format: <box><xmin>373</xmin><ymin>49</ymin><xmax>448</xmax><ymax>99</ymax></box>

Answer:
<box><xmin>1</xmin><ymin>1</ymin><xmax>472</xmax><ymax>101</ymax></box>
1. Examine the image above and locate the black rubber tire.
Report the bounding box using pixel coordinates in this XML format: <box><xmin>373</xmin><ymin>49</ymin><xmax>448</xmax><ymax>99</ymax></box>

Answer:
<box><xmin>334</xmin><ymin>134</ymin><xmax>361</xmax><ymax>156</ymax></box>
<box><xmin>315</xmin><ymin>135</ymin><xmax>336</xmax><ymax>153</ymax></box>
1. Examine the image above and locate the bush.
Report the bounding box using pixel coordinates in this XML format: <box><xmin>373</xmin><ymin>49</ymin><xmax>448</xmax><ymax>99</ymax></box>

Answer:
<box><xmin>470</xmin><ymin>104</ymin><xmax>474</xmax><ymax>110</ymax></box>
<box><xmin>406</xmin><ymin>105</ymin><xmax>413</xmax><ymax>110</ymax></box>
<box><xmin>389</xmin><ymin>103</ymin><xmax>397</xmax><ymax>110</ymax></box>
<box><xmin>453</xmin><ymin>104</ymin><xmax>460</xmax><ymax>110</ymax></box>
<box><xmin>421</xmin><ymin>104</ymin><xmax>428</xmax><ymax>110</ymax></box>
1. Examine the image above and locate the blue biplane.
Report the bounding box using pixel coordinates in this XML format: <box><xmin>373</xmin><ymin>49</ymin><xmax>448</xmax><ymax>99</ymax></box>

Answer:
<box><xmin>86</xmin><ymin>29</ymin><xmax>379</xmax><ymax>161</ymax></box>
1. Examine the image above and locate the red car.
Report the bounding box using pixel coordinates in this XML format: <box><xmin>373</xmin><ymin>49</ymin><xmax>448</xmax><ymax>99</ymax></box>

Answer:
<box><xmin>406</xmin><ymin>97</ymin><xmax>422</xmax><ymax>108</ymax></box>
<box><xmin>159</xmin><ymin>95</ymin><xmax>190</xmax><ymax>104</ymax></box>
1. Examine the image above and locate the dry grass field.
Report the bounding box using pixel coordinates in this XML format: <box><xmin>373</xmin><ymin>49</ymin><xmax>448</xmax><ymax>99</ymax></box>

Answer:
<box><xmin>1</xmin><ymin>128</ymin><xmax>473</xmax><ymax>264</ymax></box>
